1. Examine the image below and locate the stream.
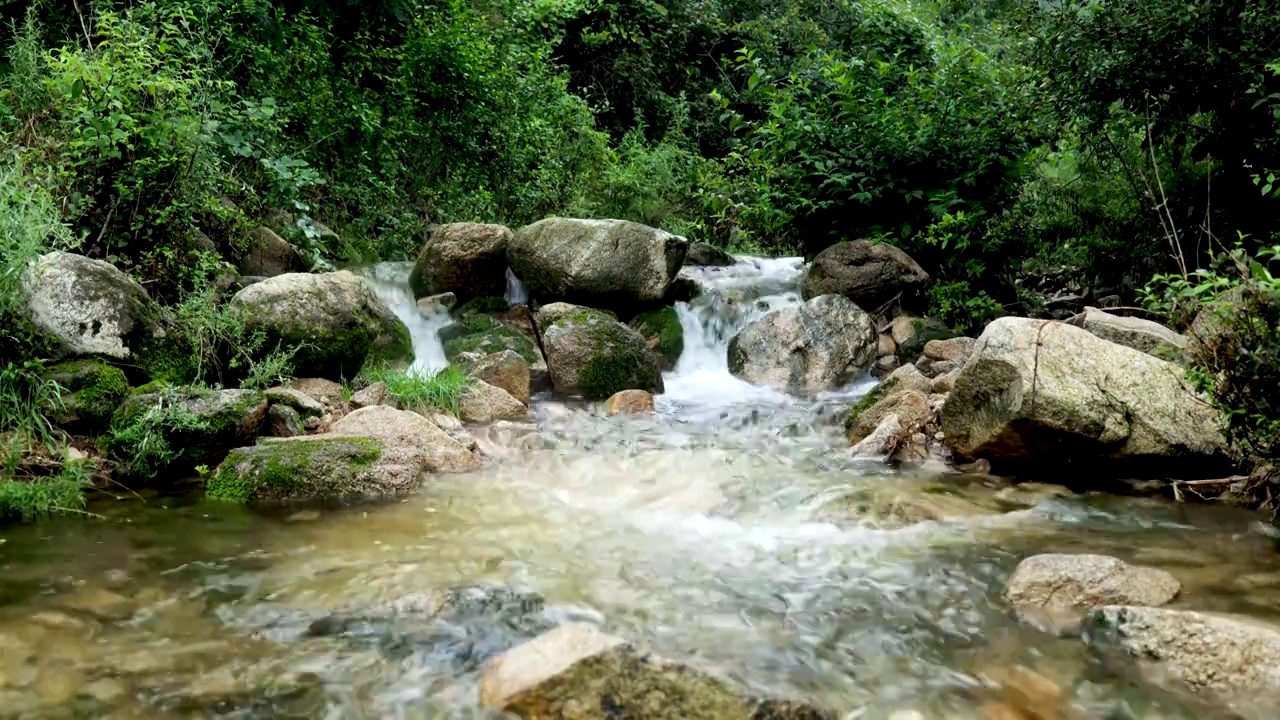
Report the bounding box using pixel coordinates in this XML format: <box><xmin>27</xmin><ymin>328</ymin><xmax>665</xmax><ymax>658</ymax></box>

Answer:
<box><xmin>2</xmin><ymin>258</ymin><xmax>1279</xmax><ymax>718</ymax></box>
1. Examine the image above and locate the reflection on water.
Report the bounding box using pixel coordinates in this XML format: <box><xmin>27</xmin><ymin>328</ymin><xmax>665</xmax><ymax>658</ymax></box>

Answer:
<box><xmin>0</xmin><ymin>257</ymin><xmax>1277</xmax><ymax>719</ymax></box>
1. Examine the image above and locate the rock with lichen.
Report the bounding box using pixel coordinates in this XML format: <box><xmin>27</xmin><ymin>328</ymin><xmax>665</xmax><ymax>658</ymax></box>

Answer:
<box><xmin>536</xmin><ymin>303</ymin><xmax>663</xmax><ymax>400</ymax></box>
<box><xmin>409</xmin><ymin>223</ymin><xmax>513</xmax><ymax>304</ymax></box>
<box><xmin>728</xmin><ymin>294</ymin><xmax>877</xmax><ymax>393</ymax></box>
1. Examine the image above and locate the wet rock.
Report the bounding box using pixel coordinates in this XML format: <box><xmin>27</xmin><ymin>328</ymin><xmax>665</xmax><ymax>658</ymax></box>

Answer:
<box><xmin>940</xmin><ymin>318</ymin><xmax>1232</xmax><ymax>480</ymax></box>
<box><xmin>349</xmin><ymin>382</ymin><xmax>388</xmax><ymax>409</ymax></box>
<box><xmin>1066</xmin><ymin>307</ymin><xmax>1186</xmax><ymax>362</ymax></box>
<box><xmin>728</xmin><ymin>294</ymin><xmax>877</xmax><ymax>393</ymax></box>
<box><xmin>885</xmin><ymin>364</ymin><xmax>933</xmax><ymax>395</ymax></box>
<box><xmin>268</xmin><ymin>385</ymin><xmax>329</xmax><ymax>415</ymax></box>
<box><xmin>1088</xmin><ymin>605</ymin><xmax>1280</xmax><ymax>699</ymax></box>
<box><xmin>1006</xmin><ymin>554</ymin><xmax>1179</xmax><ymax>625</ymax></box>
<box><xmin>266</xmin><ymin>404</ymin><xmax>304</xmax><ymax>438</ymax></box>
<box><xmin>480</xmin><ymin>623</ymin><xmax>834</xmax><ymax>720</ymax></box>
<box><xmin>507</xmin><ymin>218</ymin><xmax>689</xmax><ymax>316</ymax></box>
<box><xmin>60</xmin><ymin>586</ymin><xmax>135</xmax><ymax>621</ymax></box>
<box><xmin>418</xmin><ymin>292</ymin><xmax>457</xmax><ymax>316</ymax></box>
<box><xmin>460</xmin><ymin>380</ymin><xmax>529</xmax><ymax>423</ymax></box>
<box><xmin>875</xmin><ymin>356</ymin><xmax>901</xmax><ymax>374</ymax></box>
<box><xmin>685</xmin><ymin>242</ymin><xmax>735</xmax><ymax>267</ymax></box>
<box><xmin>456</xmin><ymin>350</ymin><xmax>531</xmax><ymax>405</ymax></box>
<box><xmin>604</xmin><ymin>389</ymin><xmax>655</xmax><ymax>415</ymax></box>
<box><xmin>978</xmin><ymin>666</ymin><xmax>1067</xmax><ymax>720</ymax></box>
<box><xmin>801</xmin><ymin>240</ymin><xmax>930</xmax><ymax>311</ymax></box>
<box><xmin>42</xmin><ymin>360</ymin><xmax>129</xmax><ymax>431</ymax></box>
<box><xmin>924</xmin><ymin>336</ymin><xmax>977</xmax><ymax>363</ymax></box>
<box><xmin>20</xmin><ymin>251</ymin><xmax>159</xmax><ymax>361</ymax></box>
<box><xmin>847</xmin><ymin>389</ymin><xmax>931</xmax><ymax>445</ymax></box>
<box><xmin>106</xmin><ymin>388</ymin><xmax>268</xmax><ymax>474</ymax></box>
<box><xmin>238</xmin><ymin>226</ymin><xmax>306</xmax><ymax>277</ymax></box>
<box><xmin>29</xmin><ymin>611</ymin><xmax>90</xmax><ymax>631</ymax></box>
<box><xmin>894</xmin><ymin>317</ymin><xmax>962</xmax><ymax>361</ymax></box>
<box><xmin>929</xmin><ymin>359</ymin><xmax>959</xmax><ymax>376</ymax></box>
<box><xmin>409</xmin><ymin>223</ymin><xmax>513</xmax><ymax>304</ymax></box>
<box><xmin>851</xmin><ymin>413</ymin><xmax>904</xmax><ymax>456</ymax></box>
<box><xmin>441</xmin><ymin>315</ymin><xmax>547</xmax><ymax>387</ymax></box>
<box><xmin>230</xmin><ymin>271</ymin><xmax>411</xmax><ymax>380</ymax></box>
<box><xmin>629</xmin><ymin>306</ymin><xmax>685</xmax><ymax>370</ymax></box>
<box><xmin>536</xmin><ymin>303</ymin><xmax>663</xmax><ymax>400</ymax></box>
<box><xmin>993</xmin><ymin>482</ymin><xmax>1074</xmax><ymax>507</ymax></box>
<box><xmin>330</xmin><ymin>406</ymin><xmax>481</xmax><ymax>474</ymax></box>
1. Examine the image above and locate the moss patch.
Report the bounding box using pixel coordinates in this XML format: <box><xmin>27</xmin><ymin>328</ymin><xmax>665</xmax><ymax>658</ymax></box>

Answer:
<box><xmin>102</xmin><ymin>387</ymin><xmax>265</xmax><ymax>478</ymax></box>
<box><xmin>453</xmin><ymin>295</ymin><xmax>511</xmax><ymax>318</ymax></box>
<box><xmin>629</xmin><ymin>307</ymin><xmax>684</xmax><ymax>368</ymax></box>
<box><xmin>207</xmin><ymin>437</ymin><xmax>384</xmax><ymax>503</ymax></box>
<box><xmin>844</xmin><ymin>383</ymin><xmax>888</xmax><ymax>432</ymax></box>
<box><xmin>551</xmin><ymin>312</ymin><xmax>662</xmax><ymax>400</ymax></box>
<box><xmin>44</xmin><ymin>360</ymin><xmax>130</xmax><ymax>430</ymax></box>
<box><xmin>441</xmin><ymin>315</ymin><xmax>540</xmax><ymax>366</ymax></box>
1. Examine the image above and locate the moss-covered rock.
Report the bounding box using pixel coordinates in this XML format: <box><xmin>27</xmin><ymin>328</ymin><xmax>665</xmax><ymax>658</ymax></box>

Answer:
<box><xmin>103</xmin><ymin>388</ymin><xmax>269</xmax><ymax>477</ymax></box>
<box><xmin>228</xmin><ymin>271</ymin><xmax>411</xmax><ymax>380</ymax></box>
<box><xmin>440</xmin><ymin>315</ymin><xmax>541</xmax><ymax>366</ymax></box>
<box><xmin>208</xmin><ymin>437</ymin><xmax>385</xmax><ymax>503</ymax></box>
<box><xmin>408</xmin><ymin>223</ymin><xmax>512</xmax><ymax>303</ymax></box>
<box><xmin>629</xmin><ymin>307</ymin><xmax>684</xmax><ymax>370</ymax></box>
<box><xmin>536</xmin><ymin>303</ymin><xmax>663</xmax><ymax>400</ymax></box>
<box><xmin>895</xmin><ymin>318</ymin><xmax>962</xmax><ymax>362</ymax></box>
<box><xmin>43</xmin><ymin>360</ymin><xmax>130</xmax><ymax>433</ymax></box>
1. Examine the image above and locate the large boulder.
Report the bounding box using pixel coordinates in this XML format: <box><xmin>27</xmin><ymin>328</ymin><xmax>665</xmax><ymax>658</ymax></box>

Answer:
<box><xmin>507</xmin><ymin>218</ymin><xmax>688</xmax><ymax>315</ymax></box>
<box><xmin>104</xmin><ymin>389</ymin><xmax>268</xmax><ymax>476</ymax></box>
<box><xmin>20</xmin><ymin>252</ymin><xmax>159</xmax><ymax>360</ymax></box>
<box><xmin>1006</xmin><ymin>554</ymin><xmax>1180</xmax><ymax>620</ymax></box>
<box><xmin>940</xmin><ymin>318</ymin><xmax>1231</xmax><ymax>480</ymax></box>
<box><xmin>229</xmin><ymin>272</ymin><xmax>411</xmax><ymax>380</ymax></box>
<box><xmin>238</xmin><ymin>227</ymin><xmax>306</xmax><ymax>278</ymax></box>
<box><xmin>1066</xmin><ymin>307</ymin><xmax>1187</xmax><ymax>362</ymax></box>
<box><xmin>1088</xmin><ymin>606</ymin><xmax>1280</xmax><ymax>700</ymax></box>
<box><xmin>459</xmin><ymin>380</ymin><xmax>529</xmax><ymax>424</ymax></box>
<box><xmin>408</xmin><ymin>223</ymin><xmax>512</xmax><ymax>304</ymax></box>
<box><xmin>801</xmin><ymin>240</ymin><xmax>930</xmax><ymax>310</ymax></box>
<box><xmin>480</xmin><ymin>624</ymin><xmax>834</xmax><ymax>720</ymax></box>
<box><xmin>536</xmin><ymin>303</ymin><xmax>663</xmax><ymax>400</ymax></box>
<box><xmin>728</xmin><ymin>295</ymin><xmax>877</xmax><ymax>393</ymax></box>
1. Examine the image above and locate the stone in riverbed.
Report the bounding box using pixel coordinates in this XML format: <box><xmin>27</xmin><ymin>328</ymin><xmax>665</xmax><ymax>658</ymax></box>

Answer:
<box><xmin>536</xmin><ymin>303</ymin><xmax>663</xmax><ymax>400</ymax></box>
<box><xmin>273</xmin><ymin>383</ymin><xmax>335</xmax><ymax>413</ymax></box>
<box><xmin>480</xmin><ymin>623</ymin><xmax>834</xmax><ymax>720</ymax></box>
<box><xmin>43</xmin><ymin>360</ymin><xmax>129</xmax><ymax>432</ymax></box>
<box><xmin>924</xmin><ymin>336</ymin><xmax>976</xmax><ymax>364</ymax></box>
<box><xmin>330</xmin><ymin>406</ymin><xmax>481</xmax><ymax>474</ymax></box>
<box><xmin>604</xmin><ymin>389</ymin><xmax>655</xmax><ymax>415</ymax></box>
<box><xmin>408</xmin><ymin>223</ymin><xmax>513</xmax><ymax>304</ymax></box>
<box><xmin>507</xmin><ymin>218</ymin><xmax>689</xmax><ymax>316</ymax></box>
<box><xmin>629</xmin><ymin>306</ymin><xmax>684</xmax><ymax>370</ymax></box>
<box><xmin>441</xmin><ymin>314</ymin><xmax>546</xmax><ymax>387</ymax></box>
<box><xmin>728</xmin><ymin>294</ymin><xmax>877</xmax><ymax>394</ymax></box>
<box><xmin>1088</xmin><ymin>605</ymin><xmax>1280</xmax><ymax>700</ymax></box>
<box><xmin>1006</xmin><ymin>554</ymin><xmax>1179</xmax><ymax>623</ymax></box>
<box><xmin>455</xmin><ymin>350</ymin><xmax>531</xmax><ymax>405</ymax></box>
<box><xmin>266</xmin><ymin>404</ymin><xmax>304</xmax><ymax>438</ymax></box>
<box><xmin>1066</xmin><ymin>306</ymin><xmax>1187</xmax><ymax>362</ymax></box>
<box><xmin>104</xmin><ymin>388</ymin><xmax>268</xmax><ymax>475</ymax></box>
<box><xmin>801</xmin><ymin>240</ymin><xmax>931</xmax><ymax>311</ymax></box>
<box><xmin>459</xmin><ymin>380</ymin><xmax>528</xmax><ymax>423</ymax></box>
<box><xmin>940</xmin><ymin>317</ymin><xmax>1232</xmax><ymax>480</ymax></box>
<box><xmin>846</xmin><ymin>389</ymin><xmax>931</xmax><ymax>445</ymax></box>
<box><xmin>685</xmin><ymin>242</ymin><xmax>735</xmax><ymax>267</ymax></box>
<box><xmin>349</xmin><ymin>382</ymin><xmax>388</xmax><ymax>409</ymax></box>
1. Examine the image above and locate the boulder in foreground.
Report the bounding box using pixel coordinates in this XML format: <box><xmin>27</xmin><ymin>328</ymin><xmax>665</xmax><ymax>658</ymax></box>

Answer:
<box><xmin>728</xmin><ymin>295</ymin><xmax>877</xmax><ymax>393</ymax></box>
<box><xmin>940</xmin><ymin>317</ymin><xmax>1231</xmax><ymax>480</ymax></box>
<box><xmin>480</xmin><ymin>623</ymin><xmax>834</xmax><ymax>720</ymax></box>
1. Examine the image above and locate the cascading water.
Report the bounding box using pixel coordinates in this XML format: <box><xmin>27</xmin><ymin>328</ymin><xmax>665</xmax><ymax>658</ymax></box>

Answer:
<box><xmin>355</xmin><ymin>261</ymin><xmax>450</xmax><ymax>375</ymax></box>
<box><xmin>505</xmin><ymin>266</ymin><xmax>530</xmax><ymax>306</ymax></box>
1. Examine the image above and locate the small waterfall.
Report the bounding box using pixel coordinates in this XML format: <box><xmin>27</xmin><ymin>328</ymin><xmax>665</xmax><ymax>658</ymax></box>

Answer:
<box><xmin>358</xmin><ymin>262</ymin><xmax>451</xmax><ymax>376</ymax></box>
<box><xmin>505</xmin><ymin>267</ymin><xmax>529</xmax><ymax>306</ymax></box>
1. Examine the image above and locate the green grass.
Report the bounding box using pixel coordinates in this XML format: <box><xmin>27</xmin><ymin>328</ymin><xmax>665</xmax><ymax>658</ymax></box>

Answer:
<box><xmin>356</xmin><ymin>365</ymin><xmax>472</xmax><ymax>417</ymax></box>
<box><xmin>100</xmin><ymin>386</ymin><xmax>214</xmax><ymax>478</ymax></box>
<box><xmin>0</xmin><ymin>459</ymin><xmax>91</xmax><ymax>522</ymax></box>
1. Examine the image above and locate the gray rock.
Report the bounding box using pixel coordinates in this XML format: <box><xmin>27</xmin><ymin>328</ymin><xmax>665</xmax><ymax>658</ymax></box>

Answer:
<box><xmin>729</xmin><ymin>295</ymin><xmax>878</xmax><ymax>393</ymax></box>
<box><xmin>238</xmin><ymin>227</ymin><xmax>306</xmax><ymax>277</ymax></box>
<box><xmin>266</xmin><ymin>404</ymin><xmax>304</xmax><ymax>438</ymax></box>
<box><xmin>802</xmin><ymin>240</ymin><xmax>930</xmax><ymax>310</ymax></box>
<box><xmin>884</xmin><ymin>364</ymin><xmax>933</xmax><ymax>395</ymax></box>
<box><xmin>536</xmin><ymin>303</ymin><xmax>663</xmax><ymax>400</ymax></box>
<box><xmin>349</xmin><ymin>382</ymin><xmax>389</xmax><ymax>409</ymax></box>
<box><xmin>847</xmin><ymin>389</ymin><xmax>931</xmax><ymax>445</ymax></box>
<box><xmin>268</xmin><ymin>385</ymin><xmax>330</xmax><ymax>415</ymax></box>
<box><xmin>1066</xmin><ymin>306</ymin><xmax>1187</xmax><ymax>362</ymax></box>
<box><xmin>851</xmin><ymin>413</ymin><xmax>905</xmax><ymax>457</ymax></box>
<box><xmin>923</xmin><ymin>336</ymin><xmax>976</xmax><ymax>363</ymax></box>
<box><xmin>330</xmin><ymin>406</ymin><xmax>481</xmax><ymax>474</ymax></box>
<box><xmin>108</xmin><ymin>388</ymin><xmax>268</xmax><ymax>474</ymax></box>
<box><xmin>507</xmin><ymin>218</ymin><xmax>688</xmax><ymax>315</ymax></box>
<box><xmin>455</xmin><ymin>350</ymin><xmax>531</xmax><ymax>405</ymax></box>
<box><xmin>408</xmin><ymin>223</ymin><xmax>512</xmax><ymax>304</ymax></box>
<box><xmin>230</xmin><ymin>271</ymin><xmax>411</xmax><ymax>380</ymax></box>
<box><xmin>940</xmin><ymin>317</ymin><xmax>1232</xmax><ymax>480</ymax></box>
<box><xmin>459</xmin><ymin>380</ymin><xmax>529</xmax><ymax>424</ymax></box>
<box><xmin>685</xmin><ymin>242</ymin><xmax>735</xmax><ymax>267</ymax></box>
<box><xmin>1006</xmin><ymin>554</ymin><xmax>1180</xmax><ymax>620</ymax></box>
<box><xmin>21</xmin><ymin>251</ymin><xmax>158</xmax><ymax>360</ymax></box>
<box><xmin>1088</xmin><ymin>605</ymin><xmax>1280</xmax><ymax>700</ymax></box>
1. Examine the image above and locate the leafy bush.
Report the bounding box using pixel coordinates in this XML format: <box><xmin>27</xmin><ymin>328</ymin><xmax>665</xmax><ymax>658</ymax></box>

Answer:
<box><xmin>356</xmin><ymin>365</ymin><xmax>472</xmax><ymax>417</ymax></box>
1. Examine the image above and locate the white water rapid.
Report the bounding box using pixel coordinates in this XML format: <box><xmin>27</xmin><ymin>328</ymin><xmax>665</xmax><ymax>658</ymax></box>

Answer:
<box><xmin>356</xmin><ymin>261</ymin><xmax>451</xmax><ymax>376</ymax></box>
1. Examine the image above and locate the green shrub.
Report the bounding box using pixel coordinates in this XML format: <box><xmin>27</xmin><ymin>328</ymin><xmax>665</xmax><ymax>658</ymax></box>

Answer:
<box><xmin>356</xmin><ymin>366</ymin><xmax>472</xmax><ymax>417</ymax></box>
<box><xmin>100</xmin><ymin>386</ymin><xmax>214</xmax><ymax>478</ymax></box>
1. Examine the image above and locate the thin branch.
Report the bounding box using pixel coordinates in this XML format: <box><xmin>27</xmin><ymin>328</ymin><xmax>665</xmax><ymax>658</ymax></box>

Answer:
<box><xmin>72</xmin><ymin>0</ymin><xmax>94</xmax><ymax>51</ymax></box>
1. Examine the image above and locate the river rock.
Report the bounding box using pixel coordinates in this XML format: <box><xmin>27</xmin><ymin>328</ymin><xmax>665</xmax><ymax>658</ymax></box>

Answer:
<box><xmin>851</xmin><ymin>414</ymin><xmax>905</xmax><ymax>456</ymax></box>
<box><xmin>801</xmin><ymin>240</ymin><xmax>930</xmax><ymax>310</ymax></box>
<box><xmin>894</xmin><ymin>317</ymin><xmax>962</xmax><ymax>361</ymax></box>
<box><xmin>266</xmin><ymin>404</ymin><xmax>304</xmax><ymax>438</ymax></box>
<box><xmin>480</xmin><ymin>623</ymin><xmax>834</xmax><ymax>720</ymax></box>
<box><xmin>349</xmin><ymin>382</ymin><xmax>388</xmax><ymax>409</ymax></box>
<box><xmin>604</xmin><ymin>389</ymin><xmax>655</xmax><ymax>415</ymax></box>
<box><xmin>441</xmin><ymin>315</ymin><xmax>546</xmax><ymax>387</ymax></box>
<box><xmin>930</xmin><ymin>369</ymin><xmax>960</xmax><ymax>394</ymax></box>
<box><xmin>455</xmin><ymin>350</ymin><xmax>530</xmax><ymax>405</ymax></box>
<box><xmin>238</xmin><ymin>227</ymin><xmax>306</xmax><ymax>277</ymax></box>
<box><xmin>230</xmin><ymin>272</ymin><xmax>411</xmax><ymax>380</ymax></box>
<box><xmin>271</xmin><ymin>383</ymin><xmax>333</xmax><ymax>414</ymax></box>
<box><xmin>507</xmin><ymin>218</ymin><xmax>688</xmax><ymax>315</ymax></box>
<box><xmin>847</xmin><ymin>389</ymin><xmax>931</xmax><ymax>444</ymax></box>
<box><xmin>1066</xmin><ymin>307</ymin><xmax>1187</xmax><ymax>362</ymax></box>
<box><xmin>728</xmin><ymin>294</ymin><xmax>877</xmax><ymax>393</ymax></box>
<box><xmin>20</xmin><ymin>251</ymin><xmax>159</xmax><ymax>361</ymax></box>
<box><xmin>1088</xmin><ymin>606</ymin><xmax>1280</xmax><ymax>699</ymax></box>
<box><xmin>924</xmin><ymin>336</ymin><xmax>976</xmax><ymax>363</ymax></box>
<box><xmin>459</xmin><ymin>380</ymin><xmax>528</xmax><ymax>423</ymax></box>
<box><xmin>1006</xmin><ymin>554</ymin><xmax>1180</xmax><ymax>625</ymax></box>
<box><xmin>685</xmin><ymin>242</ymin><xmax>735</xmax><ymax>267</ymax></box>
<box><xmin>878</xmin><ymin>333</ymin><xmax>897</xmax><ymax>358</ymax></box>
<box><xmin>409</xmin><ymin>223</ymin><xmax>512</xmax><ymax>304</ymax></box>
<box><xmin>629</xmin><ymin>306</ymin><xmax>684</xmax><ymax>370</ymax></box>
<box><xmin>940</xmin><ymin>317</ymin><xmax>1231</xmax><ymax>479</ymax></box>
<box><xmin>536</xmin><ymin>303</ymin><xmax>663</xmax><ymax>400</ymax></box>
<box><xmin>43</xmin><ymin>360</ymin><xmax>129</xmax><ymax>431</ymax></box>
<box><xmin>105</xmin><ymin>389</ymin><xmax>268</xmax><ymax>474</ymax></box>
<box><xmin>330</xmin><ymin>406</ymin><xmax>481</xmax><ymax>473</ymax></box>
<box><xmin>884</xmin><ymin>364</ymin><xmax>933</xmax><ymax>395</ymax></box>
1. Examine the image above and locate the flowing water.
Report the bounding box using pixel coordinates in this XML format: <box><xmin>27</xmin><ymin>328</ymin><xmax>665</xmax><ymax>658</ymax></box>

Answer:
<box><xmin>3</xmin><ymin>258</ymin><xmax>1280</xmax><ymax>719</ymax></box>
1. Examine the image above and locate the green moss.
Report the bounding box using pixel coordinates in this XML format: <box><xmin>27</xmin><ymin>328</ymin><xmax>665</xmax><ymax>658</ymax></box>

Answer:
<box><xmin>102</xmin><ymin>387</ymin><xmax>264</xmax><ymax>478</ymax></box>
<box><xmin>844</xmin><ymin>384</ymin><xmax>887</xmax><ymax>432</ymax></box>
<box><xmin>44</xmin><ymin>360</ymin><xmax>130</xmax><ymax>429</ymax></box>
<box><xmin>441</xmin><ymin>316</ymin><xmax>540</xmax><ymax>366</ymax></box>
<box><xmin>453</xmin><ymin>295</ymin><xmax>510</xmax><ymax>318</ymax></box>
<box><xmin>629</xmin><ymin>307</ymin><xmax>684</xmax><ymax>368</ymax></box>
<box><xmin>207</xmin><ymin>437</ymin><xmax>383</xmax><ymax>503</ymax></box>
<box><xmin>133</xmin><ymin>332</ymin><xmax>201</xmax><ymax>385</ymax></box>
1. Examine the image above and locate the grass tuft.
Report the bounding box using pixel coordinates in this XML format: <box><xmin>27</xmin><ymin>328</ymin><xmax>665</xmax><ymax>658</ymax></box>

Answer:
<box><xmin>356</xmin><ymin>365</ymin><xmax>472</xmax><ymax>417</ymax></box>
